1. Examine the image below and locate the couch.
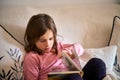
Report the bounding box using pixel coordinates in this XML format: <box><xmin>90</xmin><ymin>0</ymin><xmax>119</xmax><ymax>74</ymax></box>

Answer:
<box><xmin>0</xmin><ymin>4</ymin><xmax>120</xmax><ymax>80</ymax></box>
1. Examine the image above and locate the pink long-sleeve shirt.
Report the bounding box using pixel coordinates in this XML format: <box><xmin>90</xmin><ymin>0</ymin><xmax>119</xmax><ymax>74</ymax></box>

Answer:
<box><xmin>23</xmin><ymin>41</ymin><xmax>84</xmax><ymax>80</ymax></box>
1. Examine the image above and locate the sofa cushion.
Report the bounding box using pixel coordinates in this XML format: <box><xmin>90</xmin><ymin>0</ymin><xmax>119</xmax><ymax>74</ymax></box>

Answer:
<box><xmin>108</xmin><ymin>16</ymin><xmax>120</xmax><ymax>78</ymax></box>
<box><xmin>80</xmin><ymin>45</ymin><xmax>117</xmax><ymax>74</ymax></box>
<box><xmin>0</xmin><ymin>24</ymin><xmax>25</xmax><ymax>80</ymax></box>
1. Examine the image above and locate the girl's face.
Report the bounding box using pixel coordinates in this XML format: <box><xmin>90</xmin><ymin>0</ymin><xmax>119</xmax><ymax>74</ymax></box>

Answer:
<box><xmin>35</xmin><ymin>30</ymin><xmax>54</xmax><ymax>53</ymax></box>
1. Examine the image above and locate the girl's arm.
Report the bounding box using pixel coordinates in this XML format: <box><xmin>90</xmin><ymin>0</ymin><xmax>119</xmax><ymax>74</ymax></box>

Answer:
<box><xmin>23</xmin><ymin>53</ymin><xmax>40</xmax><ymax>80</ymax></box>
<box><xmin>58</xmin><ymin>41</ymin><xmax>84</xmax><ymax>57</ymax></box>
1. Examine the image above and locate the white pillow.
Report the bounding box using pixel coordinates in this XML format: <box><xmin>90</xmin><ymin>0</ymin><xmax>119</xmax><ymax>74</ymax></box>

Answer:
<box><xmin>0</xmin><ymin>25</ymin><xmax>25</xmax><ymax>80</ymax></box>
<box><xmin>79</xmin><ymin>45</ymin><xmax>117</xmax><ymax>73</ymax></box>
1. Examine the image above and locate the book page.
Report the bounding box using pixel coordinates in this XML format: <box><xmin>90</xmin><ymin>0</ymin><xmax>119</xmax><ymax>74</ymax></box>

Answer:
<box><xmin>49</xmin><ymin>46</ymin><xmax>81</xmax><ymax>75</ymax></box>
<box><xmin>62</xmin><ymin>50</ymin><xmax>81</xmax><ymax>71</ymax></box>
<box><xmin>72</xmin><ymin>45</ymin><xmax>82</xmax><ymax>70</ymax></box>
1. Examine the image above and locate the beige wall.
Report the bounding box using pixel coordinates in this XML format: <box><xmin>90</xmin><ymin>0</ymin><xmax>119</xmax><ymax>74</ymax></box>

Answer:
<box><xmin>0</xmin><ymin>0</ymin><xmax>119</xmax><ymax>7</ymax></box>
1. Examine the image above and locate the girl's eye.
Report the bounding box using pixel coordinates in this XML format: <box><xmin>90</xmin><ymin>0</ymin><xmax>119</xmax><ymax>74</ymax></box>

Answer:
<box><xmin>38</xmin><ymin>37</ymin><xmax>54</xmax><ymax>42</ymax></box>
<box><xmin>49</xmin><ymin>37</ymin><xmax>53</xmax><ymax>40</ymax></box>
<box><xmin>39</xmin><ymin>39</ymin><xmax>45</xmax><ymax>42</ymax></box>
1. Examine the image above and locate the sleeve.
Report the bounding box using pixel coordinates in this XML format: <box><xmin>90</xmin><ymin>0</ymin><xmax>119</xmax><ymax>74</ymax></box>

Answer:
<box><xmin>73</xmin><ymin>43</ymin><xmax>84</xmax><ymax>56</ymax></box>
<box><xmin>59</xmin><ymin>41</ymin><xmax>84</xmax><ymax>57</ymax></box>
<box><xmin>23</xmin><ymin>53</ymin><xmax>40</xmax><ymax>80</ymax></box>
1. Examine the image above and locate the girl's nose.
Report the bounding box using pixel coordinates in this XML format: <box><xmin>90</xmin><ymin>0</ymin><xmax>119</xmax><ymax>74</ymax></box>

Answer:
<box><xmin>45</xmin><ymin>41</ymin><xmax>50</xmax><ymax>47</ymax></box>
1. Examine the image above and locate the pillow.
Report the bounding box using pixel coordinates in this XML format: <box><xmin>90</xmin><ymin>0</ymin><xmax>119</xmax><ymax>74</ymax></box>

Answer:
<box><xmin>108</xmin><ymin>16</ymin><xmax>120</xmax><ymax>77</ymax></box>
<box><xmin>79</xmin><ymin>45</ymin><xmax>117</xmax><ymax>74</ymax></box>
<box><xmin>0</xmin><ymin>24</ymin><xmax>25</xmax><ymax>80</ymax></box>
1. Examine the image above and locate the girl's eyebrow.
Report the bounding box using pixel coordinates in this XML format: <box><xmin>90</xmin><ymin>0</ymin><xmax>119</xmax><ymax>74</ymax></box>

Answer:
<box><xmin>39</xmin><ymin>36</ymin><xmax>54</xmax><ymax>40</ymax></box>
<box><xmin>39</xmin><ymin>38</ymin><xmax>45</xmax><ymax>40</ymax></box>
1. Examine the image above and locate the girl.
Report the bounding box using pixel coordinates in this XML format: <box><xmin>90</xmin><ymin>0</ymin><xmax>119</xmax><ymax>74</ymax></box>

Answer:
<box><xmin>23</xmin><ymin>13</ymin><xmax>106</xmax><ymax>80</ymax></box>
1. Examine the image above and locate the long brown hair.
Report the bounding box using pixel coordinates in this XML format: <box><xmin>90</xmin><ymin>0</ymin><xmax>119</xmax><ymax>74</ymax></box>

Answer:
<box><xmin>24</xmin><ymin>13</ymin><xmax>58</xmax><ymax>55</ymax></box>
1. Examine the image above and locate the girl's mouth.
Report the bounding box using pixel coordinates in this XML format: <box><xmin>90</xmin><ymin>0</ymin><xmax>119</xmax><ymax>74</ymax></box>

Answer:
<box><xmin>45</xmin><ymin>48</ymin><xmax>51</xmax><ymax>52</ymax></box>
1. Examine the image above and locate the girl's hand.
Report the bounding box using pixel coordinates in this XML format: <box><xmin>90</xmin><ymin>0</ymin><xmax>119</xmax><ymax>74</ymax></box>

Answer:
<box><xmin>62</xmin><ymin>49</ymin><xmax>75</xmax><ymax>59</ymax></box>
<box><xmin>67</xmin><ymin>53</ymin><xmax>75</xmax><ymax>59</ymax></box>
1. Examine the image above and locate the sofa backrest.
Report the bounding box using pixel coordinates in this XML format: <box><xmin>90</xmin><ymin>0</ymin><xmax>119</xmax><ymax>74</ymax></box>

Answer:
<box><xmin>0</xmin><ymin>4</ymin><xmax>120</xmax><ymax>48</ymax></box>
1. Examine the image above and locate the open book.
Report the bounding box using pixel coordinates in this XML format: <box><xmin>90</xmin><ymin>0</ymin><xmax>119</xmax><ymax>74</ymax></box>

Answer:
<box><xmin>48</xmin><ymin>45</ymin><xmax>83</xmax><ymax>77</ymax></box>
